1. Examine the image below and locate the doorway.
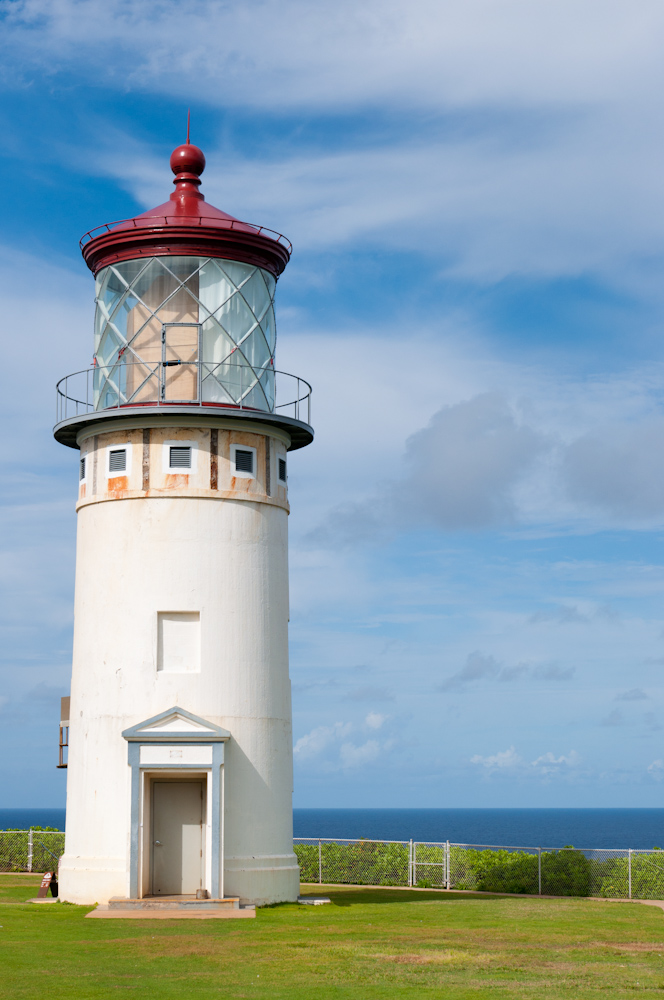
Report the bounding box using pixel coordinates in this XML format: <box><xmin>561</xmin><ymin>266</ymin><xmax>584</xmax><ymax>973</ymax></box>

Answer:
<box><xmin>161</xmin><ymin>323</ymin><xmax>200</xmax><ymax>401</ymax></box>
<box><xmin>151</xmin><ymin>780</ymin><xmax>205</xmax><ymax>895</ymax></box>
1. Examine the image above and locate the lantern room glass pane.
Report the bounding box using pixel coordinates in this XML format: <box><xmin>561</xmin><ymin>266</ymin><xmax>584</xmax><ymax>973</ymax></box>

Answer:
<box><xmin>93</xmin><ymin>256</ymin><xmax>277</xmax><ymax>411</ymax></box>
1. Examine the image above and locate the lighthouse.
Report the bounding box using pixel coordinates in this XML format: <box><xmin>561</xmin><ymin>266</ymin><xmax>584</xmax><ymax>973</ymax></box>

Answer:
<box><xmin>54</xmin><ymin>140</ymin><xmax>313</xmax><ymax>907</ymax></box>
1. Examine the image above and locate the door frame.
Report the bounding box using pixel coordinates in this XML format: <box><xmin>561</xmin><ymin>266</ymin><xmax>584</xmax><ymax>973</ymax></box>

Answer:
<box><xmin>160</xmin><ymin>322</ymin><xmax>202</xmax><ymax>402</ymax></box>
<box><xmin>149</xmin><ymin>776</ymin><xmax>206</xmax><ymax>896</ymax></box>
<box><xmin>123</xmin><ymin>707</ymin><xmax>229</xmax><ymax>900</ymax></box>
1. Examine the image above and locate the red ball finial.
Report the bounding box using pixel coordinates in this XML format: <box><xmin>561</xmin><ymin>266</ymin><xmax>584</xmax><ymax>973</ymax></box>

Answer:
<box><xmin>170</xmin><ymin>144</ymin><xmax>206</xmax><ymax>178</ymax></box>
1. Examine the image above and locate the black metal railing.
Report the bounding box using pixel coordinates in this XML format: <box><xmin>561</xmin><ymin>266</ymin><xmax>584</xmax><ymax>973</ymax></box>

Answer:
<box><xmin>56</xmin><ymin>362</ymin><xmax>311</xmax><ymax>425</ymax></box>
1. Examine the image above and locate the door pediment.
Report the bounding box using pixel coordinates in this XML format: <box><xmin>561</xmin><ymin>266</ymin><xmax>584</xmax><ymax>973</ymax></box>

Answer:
<box><xmin>122</xmin><ymin>706</ymin><xmax>230</xmax><ymax>742</ymax></box>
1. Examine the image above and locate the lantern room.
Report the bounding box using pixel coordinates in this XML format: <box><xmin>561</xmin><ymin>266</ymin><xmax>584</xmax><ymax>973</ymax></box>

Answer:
<box><xmin>93</xmin><ymin>255</ymin><xmax>277</xmax><ymax>411</ymax></box>
<box><xmin>55</xmin><ymin>141</ymin><xmax>311</xmax><ymax>448</ymax></box>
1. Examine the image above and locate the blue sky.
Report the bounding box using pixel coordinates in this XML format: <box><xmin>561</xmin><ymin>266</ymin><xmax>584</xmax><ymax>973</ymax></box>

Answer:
<box><xmin>3</xmin><ymin>0</ymin><xmax>664</xmax><ymax>809</ymax></box>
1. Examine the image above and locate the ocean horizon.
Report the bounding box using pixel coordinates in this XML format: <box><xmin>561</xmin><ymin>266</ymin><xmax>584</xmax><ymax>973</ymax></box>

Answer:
<box><xmin>2</xmin><ymin>807</ymin><xmax>664</xmax><ymax>849</ymax></box>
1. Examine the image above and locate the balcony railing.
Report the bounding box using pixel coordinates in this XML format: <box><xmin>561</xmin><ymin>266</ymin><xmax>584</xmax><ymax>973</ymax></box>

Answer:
<box><xmin>56</xmin><ymin>362</ymin><xmax>311</xmax><ymax>425</ymax></box>
<box><xmin>79</xmin><ymin>216</ymin><xmax>292</xmax><ymax>254</ymax></box>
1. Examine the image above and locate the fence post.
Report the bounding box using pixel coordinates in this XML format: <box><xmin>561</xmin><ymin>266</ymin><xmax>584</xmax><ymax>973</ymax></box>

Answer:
<box><xmin>409</xmin><ymin>840</ymin><xmax>413</xmax><ymax>887</ymax></box>
<box><xmin>538</xmin><ymin>847</ymin><xmax>542</xmax><ymax>896</ymax></box>
<box><xmin>628</xmin><ymin>849</ymin><xmax>632</xmax><ymax>899</ymax></box>
<box><xmin>446</xmin><ymin>841</ymin><xmax>451</xmax><ymax>890</ymax></box>
<box><xmin>27</xmin><ymin>829</ymin><xmax>33</xmax><ymax>873</ymax></box>
<box><xmin>318</xmin><ymin>839</ymin><xmax>322</xmax><ymax>885</ymax></box>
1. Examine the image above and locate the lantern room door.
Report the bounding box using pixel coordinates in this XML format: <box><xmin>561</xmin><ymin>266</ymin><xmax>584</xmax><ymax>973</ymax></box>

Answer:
<box><xmin>161</xmin><ymin>323</ymin><xmax>200</xmax><ymax>402</ymax></box>
<box><xmin>151</xmin><ymin>780</ymin><xmax>205</xmax><ymax>895</ymax></box>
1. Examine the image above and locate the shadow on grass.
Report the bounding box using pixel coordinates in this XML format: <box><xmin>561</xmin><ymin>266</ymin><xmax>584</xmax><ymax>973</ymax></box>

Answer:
<box><xmin>301</xmin><ymin>885</ymin><xmax>512</xmax><ymax>907</ymax></box>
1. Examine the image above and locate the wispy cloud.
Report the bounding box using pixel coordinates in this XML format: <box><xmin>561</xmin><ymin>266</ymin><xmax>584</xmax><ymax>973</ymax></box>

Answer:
<box><xmin>471</xmin><ymin>746</ymin><xmax>580</xmax><ymax>776</ymax></box>
<box><xmin>616</xmin><ymin>688</ymin><xmax>648</xmax><ymax>701</ymax></box>
<box><xmin>600</xmin><ymin>709</ymin><xmax>626</xmax><ymax>728</ymax></box>
<box><xmin>531</xmin><ymin>751</ymin><xmax>580</xmax><ymax>775</ymax></box>
<box><xmin>438</xmin><ymin>652</ymin><xmax>500</xmax><ymax>693</ymax></box>
<box><xmin>470</xmin><ymin>746</ymin><xmax>523</xmax><ymax>770</ymax></box>
<box><xmin>293</xmin><ymin>714</ymin><xmax>394</xmax><ymax>771</ymax></box>
<box><xmin>648</xmin><ymin>759</ymin><xmax>664</xmax><ymax>781</ymax></box>
<box><xmin>644</xmin><ymin>712</ymin><xmax>662</xmax><ymax>733</ymax></box>
<box><xmin>342</xmin><ymin>686</ymin><xmax>395</xmax><ymax>703</ymax></box>
<box><xmin>439</xmin><ymin>652</ymin><xmax>575</xmax><ymax>692</ymax></box>
<box><xmin>293</xmin><ymin>722</ymin><xmax>352</xmax><ymax>761</ymax></box>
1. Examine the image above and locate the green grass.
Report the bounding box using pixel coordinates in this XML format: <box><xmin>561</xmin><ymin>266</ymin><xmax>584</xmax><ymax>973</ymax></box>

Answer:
<box><xmin>2</xmin><ymin>876</ymin><xmax>664</xmax><ymax>998</ymax></box>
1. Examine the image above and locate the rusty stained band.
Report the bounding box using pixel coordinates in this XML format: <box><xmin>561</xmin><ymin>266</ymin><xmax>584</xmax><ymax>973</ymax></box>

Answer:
<box><xmin>142</xmin><ymin>429</ymin><xmax>150</xmax><ymax>491</ymax></box>
<box><xmin>210</xmin><ymin>429</ymin><xmax>218</xmax><ymax>490</ymax></box>
<box><xmin>264</xmin><ymin>435</ymin><xmax>271</xmax><ymax>497</ymax></box>
<box><xmin>91</xmin><ymin>435</ymin><xmax>98</xmax><ymax>496</ymax></box>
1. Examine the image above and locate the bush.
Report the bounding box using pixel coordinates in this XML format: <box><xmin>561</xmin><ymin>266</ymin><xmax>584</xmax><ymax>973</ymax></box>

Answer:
<box><xmin>0</xmin><ymin>830</ymin><xmax>65</xmax><ymax>872</ymax></box>
<box><xmin>541</xmin><ymin>848</ymin><xmax>591</xmax><ymax>897</ymax></box>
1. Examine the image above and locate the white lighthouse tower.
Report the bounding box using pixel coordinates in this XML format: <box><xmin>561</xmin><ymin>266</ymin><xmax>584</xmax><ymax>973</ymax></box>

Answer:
<box><xmin>54</xmin><ymin>140</ymin><xmax>313</xmax><ymax>907</ymax></box>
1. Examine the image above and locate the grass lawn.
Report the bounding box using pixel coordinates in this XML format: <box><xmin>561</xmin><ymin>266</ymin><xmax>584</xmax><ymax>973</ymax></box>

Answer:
<box><xmin>2</xmin><ymin>876</ymin><xmax>664</xmax><ymax>998</ymax></box>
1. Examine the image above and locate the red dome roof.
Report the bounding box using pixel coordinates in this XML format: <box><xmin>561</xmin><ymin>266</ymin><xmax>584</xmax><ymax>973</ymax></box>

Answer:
<box><xmin>80</xmin><ymin>143</ymin><xmax>291</xmax><ymax>278</ymax></box>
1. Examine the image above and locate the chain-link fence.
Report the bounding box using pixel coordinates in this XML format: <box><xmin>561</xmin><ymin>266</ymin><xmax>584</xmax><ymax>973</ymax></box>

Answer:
<box><xmin>0</xmin><ymin>831</ymin><xmax>65</xmax><ymax>873</ymax></box>
<box><xmin>295</xmin><ymin>838</ymin><xmax>410</xmax><ymax>886</ymax></box>
<box><xmin>294</xmin><ymin>838</ymin><xmax>664</xmax><ymax>900</ymax></box>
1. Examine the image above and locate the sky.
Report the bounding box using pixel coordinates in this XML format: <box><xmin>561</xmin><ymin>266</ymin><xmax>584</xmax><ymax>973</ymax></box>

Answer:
<box><xmin>2</xmin><ymin>0</ymin><xmax>664</xmax><ymax>810</ymax></box>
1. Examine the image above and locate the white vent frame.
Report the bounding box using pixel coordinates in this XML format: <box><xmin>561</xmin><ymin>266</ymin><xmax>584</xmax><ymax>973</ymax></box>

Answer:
<box><xmin>79</xmin><ymin>455</ymin><xmax>87</xmax><ymax>483</ymax></box>
<box><xmin>162</xmin><ymin>440</ymin><xmax>198</xmax><ymax>475</ymax></box>
<box><xmin>106</xmin><ymin>444</ymin><xmax>132</xmax><ymax>479</ymax></box>
<box><xmin>278</xmin><ymin>456</ymin><xmax>287</xmax><ymax>484</ymax></box>
<box><xmin>156</xmin><ymin>611</ymin><xmax>201</xmax><ymax>674</ymax></box>
<box><xmin>231</xmin><ymin>444</ymin><xmax>256</xmax><ymax>480</ymax></box>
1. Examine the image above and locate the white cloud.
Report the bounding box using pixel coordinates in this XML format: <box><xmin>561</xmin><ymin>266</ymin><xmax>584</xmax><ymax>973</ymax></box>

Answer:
<box><xmin>293</xmin><ymin>715</ymin><xmax>393</xmax><ymax>771</ymax></box>
<box><xmin>395</xmin><ymin>394</ymin><xmax>547</xmax><ymax>530</ymax></box>
<box><xmin>6</xmin><ymin>3</ymin><xmax>664</xmax><ymax>286</ymax></box>
<box><xmin>305</xmin><ymin>360</ymin><xmax>664</xmax><ymax>539</ymax></box>
<box><xmin>470</xmin><ymin>746</ymin><xmax>523</xmax><ymax>770</ymax></box>
<box><xmin>293</xmin><ymin>722</ymin><xmax>351</xmax><ymax>761</ymax></box>
<box><xmin>531</xmin><ymin>751</ymin><xmax>580</xmax><ymax>773</ymax></box>
<box><xmin>563</xmin><ymin>419</ymin><xmax>664</xmax><ymax>522</ymax></box>
<box><xmin>648</xmin><ymin>759</ymin><xmax>664</xmax><ymax>780</ymax></box>
<box><xmin>5</xmin><ymin>0</ymin><xmax>664</xmax><ymax>115</ymax></box>
<box><xmin>88</xmin><ymin>132</ymin><xmax>664</xmax><ymax>287</ymax></box>
<box><xmin>470</xmin><ymin>746</ymin><xmax>580</xmax><ymax>776</ymax></box>
<box><xmin>339</xmin><ymin>739</ymin><xmax>381</xmax><ymax>768</ymax></box>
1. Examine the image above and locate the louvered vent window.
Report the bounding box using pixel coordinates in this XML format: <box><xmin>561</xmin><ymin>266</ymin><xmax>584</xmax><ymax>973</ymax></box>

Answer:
<box><xmin>109</xmin><ymin>449</ymin><xmax>127</xmax><ymax>473</ymax></box>
<box><xmin>235</xmin><ymin>449</ymin><xmax>254</xmax><ymax>475</ymax></box>
<box><xmin>278</xmin><ymin>458</ymin><xmax>287</xmax><ymax>483</ymax></box>
<box><xmin>79</xmin><ymin>457</ymin><xmax>86</xmax><ymax>482</ymax></box>
<box><xmin>169</xmin><ymin>446</ymin><xmax>192</xmax><ymax>470</ymax></box>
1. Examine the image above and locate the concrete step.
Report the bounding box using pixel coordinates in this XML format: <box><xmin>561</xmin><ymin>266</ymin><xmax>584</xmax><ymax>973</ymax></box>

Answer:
<box><xmin>108</xmin><ymin>896</ymin><xmax>240</xmax><ymax>911</ymax></box>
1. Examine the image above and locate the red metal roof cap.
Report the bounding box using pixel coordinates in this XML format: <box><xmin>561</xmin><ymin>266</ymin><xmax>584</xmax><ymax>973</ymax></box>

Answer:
<box><xmin>81</xmin><ymin>143</ymin><xmax>291</xmax><ymax>278</ymax></box>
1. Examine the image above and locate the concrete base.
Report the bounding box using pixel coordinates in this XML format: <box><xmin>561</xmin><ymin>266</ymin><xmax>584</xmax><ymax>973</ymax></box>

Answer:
<box><xmin>109</xmin><ymin>896</ymin><xmax>239</xmax><ymax>911</ymax></box>
<box><xmin>224</xmin><ymin>856</ymin><xmax>300</xmax><ymax>906</ymax></box>
<box><xmin>58</xmin><ymin>856</ymin><xmax>127</xmax><ymax>906</ymax></box>
<box><xmin>87</xmin><ymin>904</ymin><xmax>254</xmax><ymax>919</ymax></box>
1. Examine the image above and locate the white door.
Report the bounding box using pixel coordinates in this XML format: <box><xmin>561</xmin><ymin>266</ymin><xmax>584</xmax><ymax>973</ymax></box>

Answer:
<box><xmin>152</xmin><ymin>781</ymin><xmax>204</xmax><ymax>895</ymax></box>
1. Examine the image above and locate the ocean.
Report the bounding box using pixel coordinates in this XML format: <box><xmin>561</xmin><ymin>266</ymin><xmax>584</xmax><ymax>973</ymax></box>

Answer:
<box><xmin>2</xmin><ymin>807</ymin><xmax>664</xmax><ymax>849</ymax></box>
<box><xmin>292</xmin><ymin>809</ymin><xmax>664</xmax><ymax>849</ymax></box>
